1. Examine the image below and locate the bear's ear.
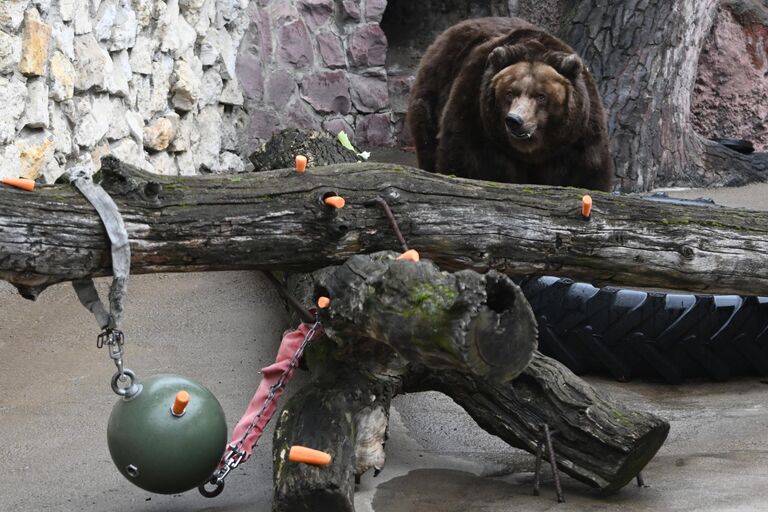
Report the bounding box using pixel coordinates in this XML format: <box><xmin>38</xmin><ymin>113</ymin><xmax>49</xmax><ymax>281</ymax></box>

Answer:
<box><xmin>487</xmin><ymin>44</ymin><xmax>528</xmax><ymax>71</ymax></box>
<box><xmin>548</xmin><ymin>52</ymin><xmax>583</xmax><ymax>80</ymax></box>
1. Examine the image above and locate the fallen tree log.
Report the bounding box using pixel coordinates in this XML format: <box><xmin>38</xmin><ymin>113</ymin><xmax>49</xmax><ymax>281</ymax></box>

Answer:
<box><xmin>271</xmin><ymin>253</ymin><xmax>669</xmax><ymax>510</ymax></box>
<box><xmin>315</xmin><ymin>252</ymin><xmax>538</xmax><ymax>382</ymax></box>
<box><xmin>1</xmin><ymin>156</ymin><xmax>767</xmax><ymax>298</ymax></box>
<box><xmin>415</xmin><ymin>353</ymin><xmax>670</xmax><ymax>492</ymax></box>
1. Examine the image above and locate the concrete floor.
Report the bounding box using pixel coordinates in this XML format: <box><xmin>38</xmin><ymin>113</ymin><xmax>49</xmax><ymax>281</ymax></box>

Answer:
<box><xmin>1</xmin><ymin>176</ymin><xmax>767</xmax><ymax>511</ymax></box>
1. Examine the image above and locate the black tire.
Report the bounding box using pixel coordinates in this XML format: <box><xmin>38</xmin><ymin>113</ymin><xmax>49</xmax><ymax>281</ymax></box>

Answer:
<box><xmin>520</xmin><ymin>276</ymin><xmax>768</xmax><ymax>383</ymax></box>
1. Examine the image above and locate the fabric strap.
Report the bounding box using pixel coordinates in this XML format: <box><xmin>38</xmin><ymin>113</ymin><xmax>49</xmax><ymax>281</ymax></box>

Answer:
<box><xmin>68</xmin><ymin>166</ymin><xmax>131</xmax><ymax>330</ymax></box>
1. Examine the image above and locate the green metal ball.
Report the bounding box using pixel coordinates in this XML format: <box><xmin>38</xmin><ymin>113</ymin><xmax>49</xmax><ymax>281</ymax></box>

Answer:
<box><xmin>107</xmin><ymin>374</ymin><xmax>227</xmax><ymax>494</ymax></box>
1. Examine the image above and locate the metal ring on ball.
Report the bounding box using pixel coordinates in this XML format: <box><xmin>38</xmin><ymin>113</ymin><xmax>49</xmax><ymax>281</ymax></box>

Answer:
<box><xmin>198</xmin><ymin>478</ymin><xmax>225</xmax><ymax>498</ymax></box>
<box><xmin>111</xmin><ymin>369</ymin><xmax>140</xmax><ymax>397</ymax></box>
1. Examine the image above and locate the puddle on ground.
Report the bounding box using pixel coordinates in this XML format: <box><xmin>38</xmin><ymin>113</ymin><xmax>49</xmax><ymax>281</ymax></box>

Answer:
<box><xmin>371</xmin><ymin>468</ymin><xmax>519</xmax><ymax>512</ymax></box>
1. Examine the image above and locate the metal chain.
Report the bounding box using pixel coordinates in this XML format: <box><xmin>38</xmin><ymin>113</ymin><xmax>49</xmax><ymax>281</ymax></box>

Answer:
<box><xmin>199</xmin><ymin>316</ymin><xmax>322</xmax><ymax>498</ymax></box>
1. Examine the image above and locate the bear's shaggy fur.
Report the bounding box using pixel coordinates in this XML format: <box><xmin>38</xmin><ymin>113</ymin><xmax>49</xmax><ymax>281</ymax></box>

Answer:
<box><xmin>408</xmin><ymin>17</ymin><xmax>614</xmax><ymax>191</ymax></box>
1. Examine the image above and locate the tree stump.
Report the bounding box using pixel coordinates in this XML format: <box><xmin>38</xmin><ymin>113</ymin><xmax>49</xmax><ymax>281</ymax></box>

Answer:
<box><xmin>249</xmin><ymin>129</ymin><xmax>359</xmax><ymax>172</ymax></box>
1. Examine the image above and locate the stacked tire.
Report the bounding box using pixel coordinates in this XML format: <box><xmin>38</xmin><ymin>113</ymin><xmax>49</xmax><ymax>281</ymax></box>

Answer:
<box><xmin>521</xmin><ymin>277</ymin><xmax>768</xmax><ymax>383</ymax></box>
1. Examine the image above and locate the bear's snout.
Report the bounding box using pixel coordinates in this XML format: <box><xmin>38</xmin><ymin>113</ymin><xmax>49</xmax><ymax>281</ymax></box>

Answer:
<box><xmin>505</xmin><ymin>113</ymin><xmax>524</xmax><ymax>131</ymax></box>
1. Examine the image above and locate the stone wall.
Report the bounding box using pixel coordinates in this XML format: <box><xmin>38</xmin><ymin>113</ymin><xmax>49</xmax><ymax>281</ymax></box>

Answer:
<box><xmin>0</xmin><ymin>0</ymin><xmax>250</xmax><ymax>183</ymax></box>
<box><xmin>0</xmin><ymin>0</ymin><xmax>572</xmax><ymax>182</ymax></box>
<box><xmin>692</xmin><ymin>0</ymin><xmax>768</xmax><ymax>151</ymax></box>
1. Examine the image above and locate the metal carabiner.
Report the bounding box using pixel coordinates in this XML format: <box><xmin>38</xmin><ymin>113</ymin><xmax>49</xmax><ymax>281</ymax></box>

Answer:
<box><xmin>198</xmin><ymin>448</ymin><xmax>244</xmax><ymax>498</ymax></box>
<box><xmin>198</xmin><ymin>477</ymin><xmax>225</xmax><ymax>498</ymax></box>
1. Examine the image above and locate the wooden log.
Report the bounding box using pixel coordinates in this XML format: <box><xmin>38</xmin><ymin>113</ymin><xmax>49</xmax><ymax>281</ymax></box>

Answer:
<box><xmin>275</xmin><ymin>253</ymin><xmax>669</xmax><ymax>500</ymax></box>
<box><xmin>315</xmin><ymin>251</ymin><xmax>538</xmax><ymax>382</ymax></box>
<box><xmin>272</xmin><ymin>337</ymin><xmax>402</xmax><ymax>512</ymax></box>
<box><xmin>2</xmin><ymin>156</ymin><xmax>767</xmax><ymax>299</ymax></box>
<box><xmin>415</xmin><ymin>352</ymin><xmax>670</xmax><ymax>492</ymax></box>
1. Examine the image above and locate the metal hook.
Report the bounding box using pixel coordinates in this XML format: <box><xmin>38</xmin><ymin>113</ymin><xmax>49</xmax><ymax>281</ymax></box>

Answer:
<box><xmin>111</xmin><ymin>369</ymin><xmax>142</xmax><ymax>399</ymax></box>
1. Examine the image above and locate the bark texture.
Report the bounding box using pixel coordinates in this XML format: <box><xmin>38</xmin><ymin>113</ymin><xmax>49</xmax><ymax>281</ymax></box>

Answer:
<box><xmin>2</xmin><ymin>157</ymin><xmax>768</xmax><ymax>299</ymax></box>
<box><xmin>415</xmin><ymin>353</ymin><xmax>670</xmax><ymax>492</ymax></box>
<box><xmin>315</xmin><ymin>252</ymin><xmax>538</xmax><ymax>382</ymax></box>
<box><xmin>271</xmin><ymin>254</ymin><xmax>669</xmax><ymax>509</ymax></box>
<box><xmin>563</xmin><ymin>0</ymin><xmax>767</xmax><ymax>191</ymax></box>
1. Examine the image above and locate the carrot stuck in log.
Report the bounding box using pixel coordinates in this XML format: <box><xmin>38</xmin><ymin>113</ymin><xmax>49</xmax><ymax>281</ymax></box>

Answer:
<box><xmin>295</xmin><ymin>155</ymin><xmax>308</xmax><ymax>173</ymax></box>
<box><xmin>324</xmin><ymin>196</ymin><xmax>346</xmax><ymax>209</ymax></box>
<box><xmin>1</xmin><ymin>177</ymin><xmax>35</xmax><ymax>191</ymax></box>
<box><xmin>317</xmin><ymin>296</ymin><xmax>331</xmax><ymax>309</ymax></box>
<box><xmin>397</xmin><ymin>249</ymin><xmax>420</xmax><ymax>262</ymax></box>
<box><xmin>581</xmin><ymin>195</ymin><xmax>593</xmax><ymax>220</ymax></box>
<box><xmin>288</xmin><ymin>446</ymin><xmax>332</xmax><ymax>466</ymax></box>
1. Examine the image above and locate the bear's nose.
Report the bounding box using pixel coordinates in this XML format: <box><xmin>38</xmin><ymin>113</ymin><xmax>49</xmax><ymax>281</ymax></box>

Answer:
<box><xmin>505</xmin><ymin>114</ymin><xmax>524</xmax><ymax>131</ymax></box>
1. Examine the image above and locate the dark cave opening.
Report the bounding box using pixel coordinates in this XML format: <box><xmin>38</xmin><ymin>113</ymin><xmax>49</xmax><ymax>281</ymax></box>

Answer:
<box><xmin>380</xmin><ymin>0</ymin><xmax>510</xmax><ymax>75</ymax></box>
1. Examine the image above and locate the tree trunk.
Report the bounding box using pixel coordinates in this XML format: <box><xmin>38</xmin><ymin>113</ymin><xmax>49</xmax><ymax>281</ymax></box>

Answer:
<box><xmin>562</xmin><ymin>0</ymin><xmax>767</xmax><ymax>191</ymax></box>
<box><xmin>2</xmin><ymin>157</ymin><xmax>768</xmax><ymax>299</ymax></box>
<box><xmin>272</xmin><ymin>350</ymin><xmax>401</xmax><ymax>512</ymax></box>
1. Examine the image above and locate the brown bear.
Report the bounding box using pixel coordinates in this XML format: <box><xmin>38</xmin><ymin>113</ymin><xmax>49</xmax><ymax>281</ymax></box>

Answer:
<box><xmin>408</xmin><ymin>17</ymin><xmax>615</xmax><ymax>191</ymax></box>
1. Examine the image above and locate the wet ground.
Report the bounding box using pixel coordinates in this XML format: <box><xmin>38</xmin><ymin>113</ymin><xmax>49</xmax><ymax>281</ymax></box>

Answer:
<box><xmin>1</xmin><ymin>155</ymin><xmax>767</xmax><ymax>511</ymax></box>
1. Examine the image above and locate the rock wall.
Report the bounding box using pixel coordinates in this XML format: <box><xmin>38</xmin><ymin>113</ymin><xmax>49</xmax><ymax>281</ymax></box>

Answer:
<box><xmin>0</xmin><ymin>0</ymin><xmax>575</xmax><ymax>182</ymax></box>
<box><xmin>0</xmin><ymin>0</ymin><xmax>250</xmax><ymax>183</ymax></box>
<box><xmin>692</xmin><ymin>0</ymin><xmax>768</xmax><ymax>151</ymax></box>
<box><xmin>235</xmin><ymin>0</ymin><xmax>571</xmax><ymax>152</ymax></box>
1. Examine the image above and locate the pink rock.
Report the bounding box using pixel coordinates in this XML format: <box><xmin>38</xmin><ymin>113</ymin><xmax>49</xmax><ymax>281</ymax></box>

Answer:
<box><xmin>317</xmin><ymin>32</ymin><xmax>347</xmax><ymax>68</ymax></box>
<box><xmin>365</xmin><ymin>0</ymin><xmax>387</xmax><ymax>23</ymax></box>
<box><xmin>350</xmin><ymin>72</ymin><xmax>389</xmax><ymax>112</ymax></box>
<box><xmin>340</xmin><ymin>0</ymin><xmax>361</xmax><ymax>21</ymax></box>
<box><xmin>356</xmin><ymin>113</ymin><xmax>393</xmax><ymax>147</ymax></box>
<box><xmin>347</xmin><ymin>23</ymin><xmax>387</xmax><ymax>68</ymax></box>
<box><xmin>277</xmin><ymin>19</ymin><xmax>314</xmax><ymax>68</ymax></box>
<box><xmin>299</xmin><ymin>0</ymin><xmax>334</xmax><ymax>30</ymax></box>
<box><xmin>288</xmin><ymin>99</ymin><xmax>322</xmax><ymax>130</ymax></box>
<box><xmin>250</xmin><ymin>109</ymin><xmax>281</xmax><ymax>140</ymax></box>
<box><xmin>323</xmin><ymin>116</ymin><xmax>355</xmax><ymax>139</ymax></box>
<box><xmin>236</xmin><ymin>42</ymin><xmax>264</xmax><ymax>100</ymax></box>
<box><xmin>267</xmin><ymin>69</ymin><xmax>297</xmax><ymax>110</ymax></box>
<box><xmin>691</xmin><ymin>6</ymin><xmax>768</xmax><ymax>150</ymax></box>
<box><xmin>301</xmin><ymin>70</ymin><xmax>351</xmax><ymax>114</ymax></box>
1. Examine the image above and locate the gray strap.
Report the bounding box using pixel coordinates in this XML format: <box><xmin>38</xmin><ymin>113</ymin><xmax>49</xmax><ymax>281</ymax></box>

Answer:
<box><xmin>69</xmin><ymin>166</ymin><xmax>131</xmax><ymax>330</ymax></box>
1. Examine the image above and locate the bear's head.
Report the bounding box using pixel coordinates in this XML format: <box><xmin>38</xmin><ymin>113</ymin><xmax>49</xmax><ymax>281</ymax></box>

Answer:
<box><xmin>482</xmin><ymin>44</ymin><xmax>591</xmax><ymax>156</ymax></box>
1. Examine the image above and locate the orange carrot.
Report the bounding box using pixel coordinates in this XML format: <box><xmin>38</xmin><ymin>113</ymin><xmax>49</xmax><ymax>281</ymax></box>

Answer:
<box><xmin>397</xmin><ymin>249</ymin><xmax>420</xmax><ymax>262</ymax></box>
<box><xmin>171</xmin><ymin>390</ymin><xmax>190</xmax><ymax>416</ymax></box>
<box><xmin>1</xmin><ymin>177</ymin><xmax>35</xmax><ymax>191</ymax></box>
<box><xmin>324</xmin><ymin>196</ymin><xmax>346</xmax><ymax>209</ymax></box>
<box><xmin>288</xmin><ymin>445</ymin><xmax>332</xmax><ymax>466</ymax></box>
<box><xmin>295</xmin><ymin>155</ymin><xmax>308</xmax><ymax>173</ymax></box>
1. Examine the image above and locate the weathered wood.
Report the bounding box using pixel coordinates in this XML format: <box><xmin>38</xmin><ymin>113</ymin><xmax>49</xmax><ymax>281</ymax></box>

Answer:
<box><xmin>316</xmin><ymin>252</ymin><xmax>537</xmax><ymax>382</ymax></box>
<box><xmin>273</xmin><ymin>255</ymin><xmax>669</xmax><ymax>502</ymax></box>
<box><xmin>1</xmin><ymin>156</ymin><xmax>767</xmax><ymax>298</ymax></box>
<box><xmin>272</xmin><ymin>337</ymin><xmax>402</xmax><ymax>512</ymax></box>
<box><xmin>414</xmin><ymin>352</ymin><xmax>670</xmax><ymax>492</ymax></box>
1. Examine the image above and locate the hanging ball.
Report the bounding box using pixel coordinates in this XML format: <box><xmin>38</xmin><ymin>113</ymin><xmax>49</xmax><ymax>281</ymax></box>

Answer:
<box><xmin>107</xmin><ymin>374</ymin><xmax>227</xmax><ymax>494</ymax></box>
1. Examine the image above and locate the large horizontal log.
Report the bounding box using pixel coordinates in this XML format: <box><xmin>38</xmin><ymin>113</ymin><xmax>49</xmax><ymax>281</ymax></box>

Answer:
<box><xmin>1</xmin><ymin>156</ymin><xmax>767</xmax><ymax>298</ymax></box>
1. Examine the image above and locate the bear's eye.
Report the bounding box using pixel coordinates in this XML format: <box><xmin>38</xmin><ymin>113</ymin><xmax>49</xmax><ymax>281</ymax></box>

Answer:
<box><xmin>505</xmin><ymin>91</ymin><xmax>515</xmax><ymax>101</ymax></box>
<box><xmin>536</xmin><ymin>94</ymin><xmax>547</xmax><ymax>104</ymax></box>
